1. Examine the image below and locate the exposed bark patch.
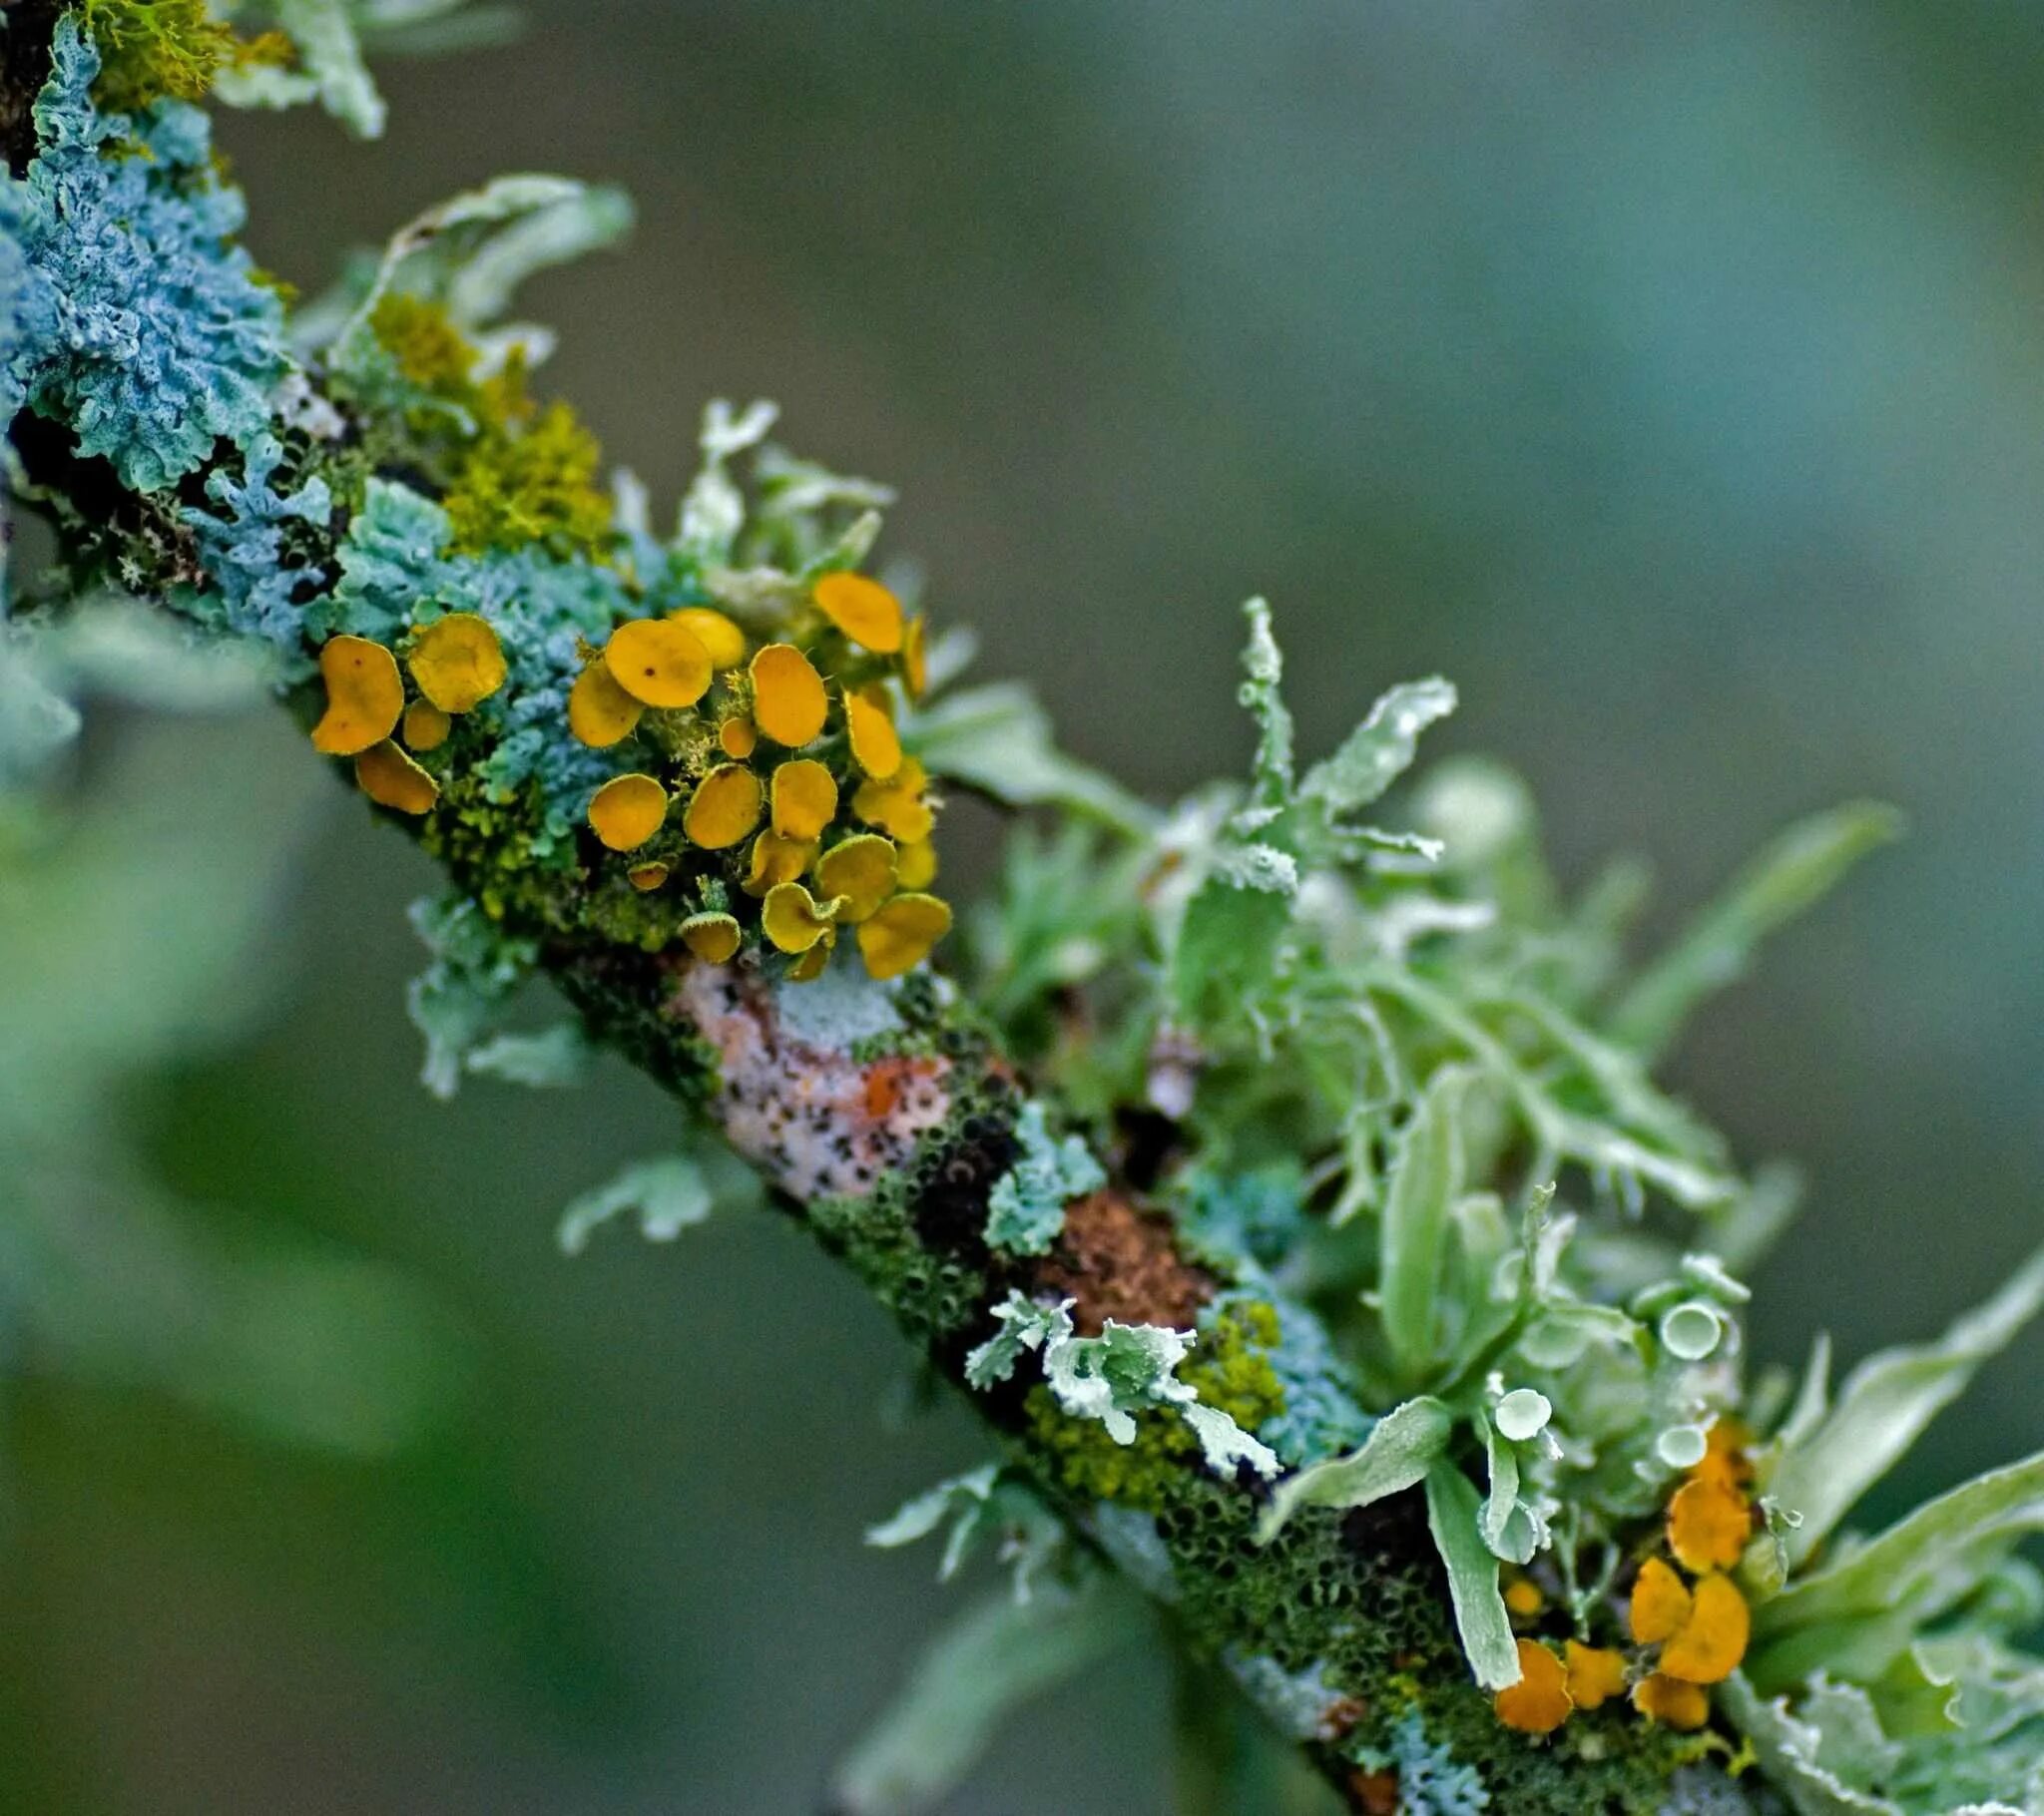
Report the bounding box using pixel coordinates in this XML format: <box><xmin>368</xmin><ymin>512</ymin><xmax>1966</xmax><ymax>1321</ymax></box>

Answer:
<box><xmin>674</xmin><ymin>961</ymin><xmax>951</xmax><ymax>1200</ymax></box>
<box><xmin>1036</xmin><ymin>1187</ymin><xmax>1213</xmax><ymax>1334</ymax></box>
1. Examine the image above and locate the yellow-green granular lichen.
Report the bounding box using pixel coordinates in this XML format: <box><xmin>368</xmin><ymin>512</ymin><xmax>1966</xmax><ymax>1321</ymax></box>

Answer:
<box><xmin>1027</xmin><ymin>1300</ymin><xmax>1287</xmax><ymax>1512</ymax></box>
<box><xmin>79</xmin><ymin>0</ymin><xmax>235</xmax><ymax>112</ymax></box>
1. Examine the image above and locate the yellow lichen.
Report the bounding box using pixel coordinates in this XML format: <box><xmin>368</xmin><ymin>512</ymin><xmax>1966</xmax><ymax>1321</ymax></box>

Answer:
<box><xmin>1494</xmin><ymin>1639</ymin><xmax>1572</xmax><ymax>1735</ymax></box>
<box><xmin>605</xmin><ymin>619</ymin><xmax>712</xmax><ymax>710</ymax></box>
<box><xmin>311</xmin><ymin>636</ymin><xmax>404</xmax><ymax>756</ymax></box>
<box><xmin>762</xmin><ymin>882</ymin><xmax>841</xmax><ymax>955</ymax></box>
<box><xmin>681</xmin><ymin>912</ymin><xmax>743</xmax><ymax>963</ymax></box>
<box><xmin>1504</xmin><ymin>1579</ymin><xmax>1545</xmax><ymax>1617</ymax></box>
<box><xmin>368</xmin><ymin>293</ymin><xmax>476</xmax><ymax>393</ymax></box>
<box><xmin>750</xmin><ymin>644</ymin><xmax>827</xmax><ymax>746</ymax></box>
<box><xmin>812</xmin><ymin>570</ymin><xmax>904</xmax><ymax>653</ymax></box>
<box><xmin>354</xmin><ymin>739</ymin><xmax>439</xmax><ymax>814</ymax></box>
<box><xmin>743</xmin><ymin>831</ymin><xmax>817</xmax><ymax>896</ymax></box>
<box><xmin>786</xmin><ymin>936</ymin><xmax>835</xmax><ymax>982</ymax></box>
<box><xmin>569</xmin><ymin>662</ymin><xmax>646</xmax><ymax>747</ymax></box>
<box><xmin>1632</xmin><ymin>1673</ymin><xmax>1710</xmax><ymax>1731</ymax></box>
<box><xmin>814</xmin><ymin>834</ymin><xmax>897</xmax><ymax>923</ymax></box>
<box><xmin>1631</xmin><ymin>1558</ymin><xmax>1692</xmax><ymax>1645</ymax></box>
<box><xmin>1668</xmin><ymin>1477</ymin><xmax>1752</xmax><ymax>1574</ymax></box>
<box><xmin>1657</xmin><ymin>1573</ymin><xmax>1749</xmax><ymax>1685</ymax></box>
<box><xmin>627</xmin><ymin>861</ymin><xmax>670</xmax><ymax>892</ymax></box>
<box><xmin>770</xmin><ymin>759</ymin><xmax>839</xmax><ymax>841</ymax></box>
<box><xmin>1563</xmin><ymin>1642</ymin><xmax>1627</xmax><ymax>1712</ymax></box>
<box><xmin>403</xmin><ymin>700</ymin><xmax>451</xmax><ymax>752</ymax></box>
<box><xmin>684</xmin><ymin>764</ymin><xmax>765</xmax><ymax>850</ymax></box>
<box><xmin>588</xmin><ymin>773</ymin><xmax>669</xmax><ymax>851</ymax></box>
<box><xmin>670</xmin><ymin>607</ymin><xmax>748</xmax><ymax>671</ymax></box>
<box><xmin>855</xmin><ymin>891</ymin><xmax>950</xmax><ymax>980</ymax></box>
<box><xmin>895</xmin><ymin>837</ymin><xmax>938</xmax><ymax>891</ymax></box>
<box><xmin>718</xmin><ymin>715</ymin><xmax>759</xmax><ymax>759</ymax></box>
<box><xmin>901</xmin><ymin>614</ymin><xmax>927</xmax><ymax>698</ymax></box>
<box><xmin>843</xmin><ymin>683</ymin><xmax>902</xmax><ymax>779</ymax></box>
<box><xmin>407</xmin><ymin>613</ymin><xmax>507</xmax><ymax>713</ymax></box>
<box><xmin>852</xmin><ymin>755</ymin><xmax>934</xmax><ymax>843</ymax></box>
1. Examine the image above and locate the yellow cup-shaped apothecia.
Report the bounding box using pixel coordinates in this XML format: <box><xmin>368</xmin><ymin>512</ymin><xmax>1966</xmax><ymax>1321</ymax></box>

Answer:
<box><xmin>569</xmin><ymin>662</ymin><xmax>645</xmax><ymax>747</ymax></box>
<box><xmin>1562</xmin><ymin>1642</ymin><xmax>1626</xmax><ymax>1712</ymax></box>
<box><xmin>408</xmin><ymin>613</ymin><xmax>506</xmax><ymax>713</ymax></box>
<box><xmin>812</xmin><ymin>571</ymin><xmax>903</xmax><ymax>654</ymax></box>
<box><xmin>311</xmin><ymin>635</ymin><xmax>404</xmax><ymax>754</ymax></box>
<box><xmin>684</xmin><ymin>763</ymin><xmax>765</xmax><ymax>849</ymax></box>
<box><xmin>681</xmin><ymin>911</ymin><xmax>743</xmax><ymax>964</ymax></box>
<box><xmin>853</xmin><ymin>756</ymin><xmax>934</xmax><ymax>844</ymax></box>
<box><xmin>588</xmin><ymin>773</ymin><xmax>670</xmax><ymax>851</ymax></box>
<box><xmin>762</xmin><ymin>881</ymin><xmax>841</xmax><ymax>954</ymax></box>
<box><xmin>786</xmin><ymin>937</ymin><xmax>834</xmax><ymax>982</ymax></box>
<box><xmin>743</xmin><ymin>830</ymin><xmax>816</xmax><ymax>896</ymax></box>
<box><xmin>1493</xmin><ymin>1640</ymin><xmax>1571</xmax><ymax>1736</ymax></box>
<box><xmin>668</xmin><ymin>607</ymin><xmax>747</xmax><ymax>671</ymax></box>
<box><xmin>1631</xmin><ymin>1674</ymin><xmax>1708</xmax><ymax>1731</ymax></box>
<box><xmin>901</xmin><ymin>614</ymin><xmax>927</xmax><ymax>698</ymax></box>
<box><xmin>895</xmin><ymin>837</ymin><xmax>937</xmax><ymax>892</ymax></box>
<box><xmin>750</xmin><ymin>643</ymin><xmax>827</xmax><ymax>746</ymax></box>
<box><xmin>605</xmin><ymin>619</ymin><xmax>712</xmax><ymax>709</ymax></box>
<box><xmin>403</xmin><ymin>700</ymin><xmax>451</xmax><ymax>751</ymax></box>
<box><xmin>814</xmin><ymin>834</ymin><xmax>896</xmax><ymax>923</ymax></box>
<box><xmin>627</xmin><ymin>861</ymin><xmax>670</xmax><ymax>892</ymax></box>
<box><xmin>856</xmin><ymin>891</ymin><xmax>950</xmax><ymax>980</ymax></box>
<box><xmin>355</xmin><ymin>738</ymin><xmax>439</xmax><ymax>814</ymax></box>
<box><xmin>843</xmin><ymin>684</ymin><xmax>901</xmax><ymax>779</ymax></box>
<box><xmin>1657</xmin><ymin>1574</ymin><xmax>1749</xmax><ymax>1685</ymax></box>
<box><xmin>770</xmin><ymin>759</ymin><xmax>838</xmax><ymax>841</ymax></box>
<box><xmin>717</xmin><ymin>715</ymin><xmax>759</xmax><ymax>759</ymax></box>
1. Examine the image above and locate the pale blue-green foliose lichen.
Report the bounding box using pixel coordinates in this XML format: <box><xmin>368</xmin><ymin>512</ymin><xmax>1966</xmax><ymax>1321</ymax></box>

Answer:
<box><xmin>3</xmin><ymin>21</ymin><xmax>287</xmax><ymax>492</ymax></box>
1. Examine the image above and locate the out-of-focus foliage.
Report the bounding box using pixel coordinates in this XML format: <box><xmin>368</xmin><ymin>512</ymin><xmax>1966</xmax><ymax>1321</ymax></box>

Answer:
<box><xmin>0</xmin><ymin>604</ymin><xmax>462</xmax><ymax>1452</ymax></box>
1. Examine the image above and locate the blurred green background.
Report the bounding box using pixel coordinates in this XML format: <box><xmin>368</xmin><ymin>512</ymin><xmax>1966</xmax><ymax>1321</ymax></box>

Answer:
<box><xmin>6</xmin><ymin>2</ymin><xmax>2044</xmax><ymax>1809</ymax></box>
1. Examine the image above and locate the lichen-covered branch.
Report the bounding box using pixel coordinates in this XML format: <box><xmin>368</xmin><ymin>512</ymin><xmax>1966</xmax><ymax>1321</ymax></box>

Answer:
<box><xmin>7</xmin><ymin>10</ymin><xmax>2044</xmax><ymax>1813</ymax></box>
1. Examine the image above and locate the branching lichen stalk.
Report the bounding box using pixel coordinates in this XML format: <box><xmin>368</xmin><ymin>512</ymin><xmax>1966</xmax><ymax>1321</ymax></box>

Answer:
<box><xmin>7</xmin><ymin>10</ymin><xmax>2043</xmax><ymax>1814</ymax></box>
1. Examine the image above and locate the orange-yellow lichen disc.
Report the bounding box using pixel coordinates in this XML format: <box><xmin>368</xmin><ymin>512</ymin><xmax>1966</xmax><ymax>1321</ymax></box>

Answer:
<box><xmin>762</xmin><ymin>881</ymin><xmax>839</xmax><ymax>954</ymax></box>
<box><xmin>1629</xmin><ymin>1557</ymin><xmax>1693</xmax><ymax>1646</ymax></box>
<box><xmin>569</xmin><ymin>662</ymin><xmax>646</xmax><ymax>747</ymax></box>
<box><xmin>901</xmin><ymin>614</ymin><xmax>927</xmax><ymax>698</ymax></box>
<box><xmin>407</xmin><ymin>612</ymin><xmax>506</xmax><ymax>712</ymax></box>
<box><xmin>1668</xmin><ymin>1478</ymin><xmax>1752</xmax><ymax>1575</ymax></box>
<box><xmin>605</xmin><ymin>618</ymin><xmax>712</xmax><ymax>709</ymax></box>
<box><xmin>895</xmin><ymin>837</ymin><xmax>937</xmax><ymax>892</ymax></box>
<box><xmin>354</xmin><ymin>738</ymin><xmax>439</xmax><ymax>814</ymax></box>
<box><xmin>812</xmin><ymin>570</ymin><xmax>904</xmax><ymax>654</ymax></box>
<box><xmin>1493</xmin><ymin>1640</ymin><xmax>1572</xmax><ymax>1735</ymax></box>
<box><xmin>1690</xmin><ymin>1418</ymin><xmax>1756</xmax><ymax>1495</ymax></box>
<box><xmin>1657</xmin><ymin>1573</ymin><xmax>1749</xmax><ymax>1685</ymax></box>
<box><xmin>668</xmin><ymin>607</ymin><xmax>748</xmax><ymax>671</ymax></box>
<box><xmin>750</xmin><ymin>643</ymin><xmax>828</xmax><ymax>746</ymax></box>
<box><xmin>311</xmin><ymin>635</ymin><xmax>404</xmax><ymax>754</ymax></box>
<box><xmin>743</xmin><ymin>830</ymin><xmax>817</xmax><ymax>896</ymax></box>
<box><xmin>771</xmin><ymin>758</ymin><xmax>839</xmax><ymax>841</ymax></box>
<box><xmin>1563</xmin><ymin>1642</ymin><xmax>1627</xmax><ymax>1712</ymax></box>
<box><xmin>1631</xmin><ymin>1673</ymin><xmax>1710</xmax><ymax>1731</ymax></box>
<box><xmin>1503</xmin><ymin>1579</ymin><xmax>1544</xmax><ymax>1618</ymax></box>
<box><xmin>684</xmin><ymin>763</ymin><xmax>765</xmax><ymax>850</ymax></box>
<box><xmin>852</xmin><ymin>757</ymin><xmax>934</xmax><ymax>843</ymax></box>
<box><xmin>628</xmin><ymin>861</ymin><xmax>670</xmax><ymax>892</ymax></box>
<box><xmin>786</xmin><ymin>935</ymin><xmax>834</xmax><ymax>982</ymax></box>
<box><xmin>844</xmin><ymin>684</ymin><xmax>902</xmax><ymax>779</ymax></box>
<box><xmin>589</xmin><ymin>773</ymin><xmax>670</xmax><ymax>851</ymax></box>
<box><xmin>403</xmin><ymin>700</ymin><xmax>452</xmax><ymax>751</ymax></box>
<box><xmin>718</xmin><ymin>715</ymin><xmax>759</xmax><ymax>759</ymax></box>
<box><xmin>681</xmin><ymin>911</ymin><xmax>743</xmax><ymax>964</ymax></box>
<box><xmin>855</xmin><ymin>890</ymin><xmax>951</xmax><ymax>981</ymax></box>
<box><xmin>815</xmin><ymin>834</ymin><xmax>897</xmax><ymax>923</ymax></box>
